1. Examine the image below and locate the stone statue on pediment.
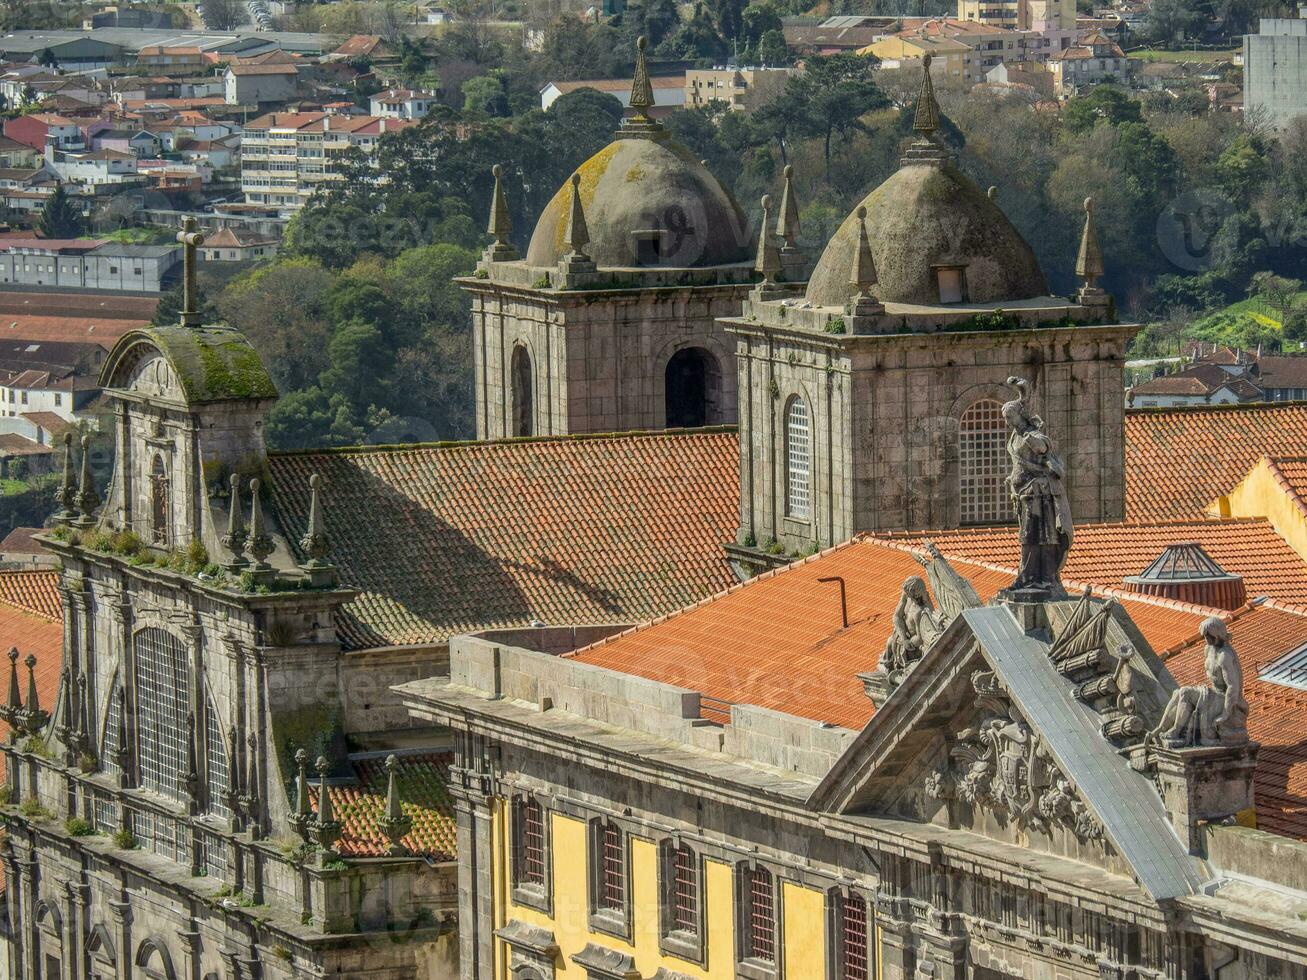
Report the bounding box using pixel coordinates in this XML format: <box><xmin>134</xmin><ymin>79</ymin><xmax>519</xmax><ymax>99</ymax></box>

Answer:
<box><xmin>1152</xmin><ymin>617</ymin><xmax>1249</xmax><ymax>749</ymax></box>
<box><xmin>880</xmin><ymin>576</ymin><xmax>944</xmax><ymax>677</ymax></box>
<box><xmin>1002</xmin><ymin>377</ymin><xmax>1073</xmax><ymax>596</ymax></box>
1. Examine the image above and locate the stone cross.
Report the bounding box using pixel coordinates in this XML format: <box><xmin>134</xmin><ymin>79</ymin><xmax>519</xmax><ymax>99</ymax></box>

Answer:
<box><xmin>176</xmin><ymin>216</ymin><xmax>205</xmax><ymax>327</ymax></box>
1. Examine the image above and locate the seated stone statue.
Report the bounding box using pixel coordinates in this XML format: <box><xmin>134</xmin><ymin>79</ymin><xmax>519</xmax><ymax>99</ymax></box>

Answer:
<box><xmin>1151</xmin><ymin>617</ymin><xmax>1249</xmax><ymax>749</ymax></box>
<box><xmin>880</xmin><ymin>576</ymin><xmax>944</xmax><ymax>677</ymax></box>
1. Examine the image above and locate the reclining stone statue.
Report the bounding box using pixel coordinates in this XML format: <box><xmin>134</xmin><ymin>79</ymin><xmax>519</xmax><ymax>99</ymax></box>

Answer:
<box><xmin>1151</xmin><ymin>617</ymin><xmax>1249</xmax><ymax>749</ymax></box>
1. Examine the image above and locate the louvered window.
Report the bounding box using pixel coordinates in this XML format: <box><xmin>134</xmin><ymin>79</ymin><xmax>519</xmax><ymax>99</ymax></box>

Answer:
<box><xmin>960</xmin><ymin>399</ymin><xmax>1012</xmax><ymax>525</ymax></box>
<box><xmin>133</xmin><ymin>628</ymin><xmax>189</xmax><ymax>801</ymax></box>
<box><xmin>786</xmin><ymin>396</ymin><xmax>811</xmax><ymax>520</ymax></box>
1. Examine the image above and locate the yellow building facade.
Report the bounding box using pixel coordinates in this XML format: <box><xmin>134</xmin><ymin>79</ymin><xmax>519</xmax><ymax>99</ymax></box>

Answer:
<box><xmin>486</xmin><ymin>798</ymin><xmax>869</xmax><ymax>979</ymax></box>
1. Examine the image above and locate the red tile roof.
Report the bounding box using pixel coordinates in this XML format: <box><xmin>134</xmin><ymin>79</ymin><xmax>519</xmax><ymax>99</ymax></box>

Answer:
<box><xmin>880</xmin><ymin>518</ymin><xmax>1307</xmax><ymax>607</ymax></box>
<box><xmin>0</xmin><ymin>527</ymin><xmax>43</xmax><ymax>555</ymax></box>
<box><xmin>0</xmin><ymin>292</ymin><xmax>157</xmax><ymax>321</ymax></box>
<box><xmin>1125</xmin><ymin>404</ymin><xmax>1307</xmax><ymax>520</ymax></box>
<box><xmin>0</xmin><ymin>572</ymin><xmax>64</xmax><ymax>778</ymax></box>
<box><xmin>0</xmin><ymin>570</ymin><xmax>62</xmax><ymax>620</ymax></box>
<box><xmin>568</xmin><ymin>538</ymin><xmax>1212</xmax><ymax>730</ymax></box>
<box><xmin>1161</xmin><ymin>603</ymin><xmax>1307</xmax><ymax>840</ymax></box>
<box><xmin>308</xmin><ymin>751</ymin><xmax>455</xmax><ymax>859</ymax></box>
<box><xmin>265</xmin><ymin>431</ymin><xmax>740</xmax><ymax>650</ymax></box>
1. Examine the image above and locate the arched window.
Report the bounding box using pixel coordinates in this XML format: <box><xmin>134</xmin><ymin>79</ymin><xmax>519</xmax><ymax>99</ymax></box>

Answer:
<box><xmin>149</xmin><ymin>455</ymin><xmax>170</xmax><ymax>546</ymax></box>
<box><xmin>510</xmin><ymin>345</ymin><xmax>533</xmax><ymax>438</ymax></box>
<box><xmin>785</xmin><ymin>396</ymin><xmax>811</xmax><ymax>521</ymax></box>
<box><xmin>205</xmin><ymin>694</ymin><xmax>230</xmax><ymax>819</ymax></box>
<box><xmin>665</xmin><ymin>347</ymin><xmax>722</xmax><ymax>428</ymax></box>
<box><xmin>959</xmin><ymin>399</ymin><xmax>1013</xmax><ymax>525</ymax></box>
<box><xmin>133</xmin><ymin>628</ymin><xmax>190</xmax><ymax>801</ymax></box>
<box><xmin>36</xmin><ymin>902</ymin><xmax>63</xmax><ymax>980</ymax></box>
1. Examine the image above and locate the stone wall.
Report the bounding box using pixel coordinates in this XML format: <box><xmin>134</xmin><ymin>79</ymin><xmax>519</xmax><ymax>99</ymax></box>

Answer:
<box><xmin>733</xmin><ymin>323</ymin><xmax>1135</xmax><ymax>552</ymax></box>
<box><xmin>466</xmin><ymin>280</ymin><xmax>749</xmax><ymax>440</ymax></box>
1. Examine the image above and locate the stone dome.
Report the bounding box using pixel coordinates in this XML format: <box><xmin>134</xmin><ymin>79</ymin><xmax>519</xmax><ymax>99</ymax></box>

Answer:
<box><xmin>525</xmin><ymin>133</ymin><xmax>751</xmax><ymax>270</ymax></box>
<box><xmin>804</xmin><ymin>161</ymin><xmax>1049</xmax><ymax>308</ymax></box>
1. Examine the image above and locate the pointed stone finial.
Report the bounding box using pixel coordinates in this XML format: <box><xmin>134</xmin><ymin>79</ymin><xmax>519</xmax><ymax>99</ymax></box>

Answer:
<box><xmin>298</xmin><ymin>473</ymin><xmax>336</xmax><ymax>587</ymax></box>
<box><xmin>848</xmin><ymin>205</ymin><xmax>885</xmax><ymax>318</ymax></box>
<box><xmin>289</xmin><ymin>747</ymin><xmax>312</xmax><ymax>840</ymax></box>
<box><xmin>629</xmin><ymin>36</ymin><xmax>654</xmax><ymax>120</ymax></box>
<box><xmin>176</xmin><ymin>216</ymin><xmax>205</xmax><ymax>328</ymax></box>
<box><xmin>4</xmin><ymin>647</ymin><xmax>21</xmax><ymax>728</ymax></box>
<box><xmin>222</xmin><ymin>472</ymin><xmax>248</xmax><ymax>569</ymax></box>
<box><xmin>245</xmin><ymin>478</ymin><xmax>273</xmax><ymax>574</ymax></box>
<box><xmin>777</xmin><ymin>164</ymin><xmax>801</xmax><ymax>250</ymax></box>
<box><xmin>483</xmin><ymin>164</ymin><xmax>518</xmax><ymax>262</ymax></box>
<box><xmin>487</xmin><ymin>164</ymin><xmax>511</xmax><ymax>243</ymax></box>
<box><xmin>55</xmin><ymin>433</ymin><xmax>75</xmax><ymax>524</ymax></box>
<box><xmin>1076</xmin><ymin>196</ymin><xmax>1105</xmax><ymax>294</ymax></box>
<box><xmin>313</xmin><ymin>755</ymin><xmax>341</xmax><ymax>854</ymax></box>
<box><xmin>851</xmin><ymin>206</ymin><xmax>877</xmax><ymax>294</ymax></box>
<box><xmin>55</xmin><ymin>667</ymin><xmax>75</xmax><ymax>752</ymax></box>
<box><xmin>378</xmin><ymin>754</ymin><xmax>413</xmax><ymax>856</ymax></box>
<box><xmin>913</xmin><ymin>52</ymin><xmax>939</xmax><ymax>138</ymax></box>
<box><xmin>563</xmin><ymin>173</ymin><xmax>590</xmax><ymax>259</ymax></box>
<box><xmin>755</xmin><ymin>195</ymin><xmax>781</xmax><ymax>286</ymax></box>
<box><xmin>21</xmin><ymin>652</ymin><xmax>47</xmax><ymax>734</ymax></box>
<box><xmin>74</xmin><ymin>434</ymin><xmax>99</xmax><ymax>526</ymax></box>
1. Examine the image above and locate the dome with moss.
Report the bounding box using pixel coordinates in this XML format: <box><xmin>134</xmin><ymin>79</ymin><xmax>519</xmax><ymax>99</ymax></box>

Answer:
<box><xmin>525</xmin><ymin>132</ymin><xmax>751</xmax><ymax>270</ymax></box>
<box><xmin>805</xmin><ymin>160</ymin><xmax>1049</xmax><ymax>309</ymax></box>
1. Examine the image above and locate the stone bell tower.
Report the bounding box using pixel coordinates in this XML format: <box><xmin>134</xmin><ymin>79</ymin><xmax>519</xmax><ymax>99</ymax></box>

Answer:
<box><xmin>460</xmin><ymin>38</ymin><xmax>808</xmax><ymax>440</ymax></box>
<box><xmin>724</xmin><ymin>57</ymin><xmax>1137</xmax><ymax>558</ymax></box>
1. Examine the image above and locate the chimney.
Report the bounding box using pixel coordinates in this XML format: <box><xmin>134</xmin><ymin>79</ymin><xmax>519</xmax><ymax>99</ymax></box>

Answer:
<box><xmin>1123</xmin><ymin>543</ymin><xmax>1246</xmax><ymax>610</ymax></box>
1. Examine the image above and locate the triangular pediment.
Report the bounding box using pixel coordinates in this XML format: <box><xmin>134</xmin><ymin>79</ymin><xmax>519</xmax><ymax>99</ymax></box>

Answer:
<box><xmin>811</xmin><ymin>593</ymin><xmax>1207</xmax><ymax>901</ymax></box>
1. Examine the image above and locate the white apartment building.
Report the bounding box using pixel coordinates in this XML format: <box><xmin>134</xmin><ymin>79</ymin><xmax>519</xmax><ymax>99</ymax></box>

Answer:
<box><xmin>240</xmin><ymin>111</ymin><xmax>416</xmax><ymax>210</ymax></box>
<box><xmin>370</xmin><ymin>88</ymin><xmax>439</xmax><ymax>119</ymax></box>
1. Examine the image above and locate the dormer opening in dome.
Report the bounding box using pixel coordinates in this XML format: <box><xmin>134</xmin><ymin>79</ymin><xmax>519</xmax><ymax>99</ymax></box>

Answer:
<box><xmin>458</xmin><ymin>37</ymin><xmax>813</xmax><ymax>441</ymax></box>
<box><xmin>718</xmin><ymin>57</ymin><xmax>1140</xmax><ymax>562</ymax></box>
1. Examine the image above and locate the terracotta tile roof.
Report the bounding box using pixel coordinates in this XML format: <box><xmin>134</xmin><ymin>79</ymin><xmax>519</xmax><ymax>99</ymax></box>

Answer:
<box><xmin>1161</xmin><ymin>604</ymin><xmax>1307</xmax><ymax>840</ymax></box>
<box><xmin>1254</xmin><ymin>355</ymin><xmax>1307</xmax><ymax>391</ymax></box>
<box><xmin>0</xmin><ymin>527</ymin><xmax>43</xmax><ymax>555</ymax></box>
<box><xmin>1125</xmin><ymin>404</ymin><xmax>1307</xmax><ymax>520</ymax></box>
<box><xmin>880</xmin><ymin>518</ymin><xmax>1307</xmax><ymax>607</ymax></box>
<box><xmin>568</xmin><ymin>538</ymin><xmax>1211</xmax><ymax>730</ymax></box>
<box><xmin>265</xmin><ymin>431</ymin><xmax>739</xmax><ymax>650</ymax></box>
<box><xmin>307</xmin><ymin>751</ymin><xmax>455</xmax><ymax>859</ymax></box>
<box><xmin>0</xmin><ymin>575</ymin><xmax>63</xmax><ymax>779</ymax></box>
<box><xmin>0</xmin><ymin>570</ymin><xmax>62</xmax><ymax>620</ymax></box>
<box><xmin>0</xmin><ymin>293</ymin><xmax>158</xmax><ymax>320</ymax></box>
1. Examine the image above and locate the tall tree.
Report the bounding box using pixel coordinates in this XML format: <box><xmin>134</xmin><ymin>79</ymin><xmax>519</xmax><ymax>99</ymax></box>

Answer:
<box><xmin>201</xmin><ymin>0</ymin><xmax>245</xmax><ymax>30</ymax></box>
<box><xmin>39</xmin><ymin>185</ymin><xmax>84</xmax><ymax>239</ymax></box>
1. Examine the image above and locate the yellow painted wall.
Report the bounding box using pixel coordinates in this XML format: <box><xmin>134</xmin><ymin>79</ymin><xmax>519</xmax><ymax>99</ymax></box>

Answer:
<box><xmin>1214</xmin><ymin>458</ymin><xmax>1307</xmax><ymax>565</ymax></box>
<box><xmin>490</xmin><ymin>799</ymin><xmax>837</xmax><ymax>979</ymax></box>
<box><xmin>781</xmin><ymin>881</ymin><xmax>826</xmax><ymax>977</ymax></box>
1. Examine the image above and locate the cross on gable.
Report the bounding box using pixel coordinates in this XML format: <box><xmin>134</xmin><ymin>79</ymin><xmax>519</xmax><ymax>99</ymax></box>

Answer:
<box><xmin>176</xmin><ymin>216</ymin><xmax>205</xmax><ymax>327</ymax></box>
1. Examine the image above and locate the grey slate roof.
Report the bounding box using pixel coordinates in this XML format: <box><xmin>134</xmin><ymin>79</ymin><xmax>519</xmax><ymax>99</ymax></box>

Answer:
<box><xmin>964</xmin><ymin>606</ymin><xmax>1208</xmax><ymax>901</ymax></box>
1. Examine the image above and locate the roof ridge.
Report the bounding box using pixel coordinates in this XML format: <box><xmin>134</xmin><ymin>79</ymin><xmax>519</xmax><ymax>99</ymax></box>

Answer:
<box><xmin>1126</xmin><ymin>400</ymin><xmax>1307</xmax><ymax>416</ymax></box>
<box><xmin>268</xmin><ymin>426</ymin><xmax>738</xmax><ymax>459</ymax></box>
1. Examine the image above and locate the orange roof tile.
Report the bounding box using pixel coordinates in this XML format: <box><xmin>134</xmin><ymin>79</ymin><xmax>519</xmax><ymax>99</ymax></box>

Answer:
<box><xmin>0</xmin><ymin>570</ymin><xmax>61</xmax><ymax>620</ymax></box>
<box><xmin>1161</xmin><ymin>604</ymin><xmax>1307</xmax><ymax>840</ymax></box>
<box><xmin>0</xmin><ymin>578</ymin><xmax>63</xmax><ymax>779</ymax></box>
<box><xmin>307</xmin><ymin>751</ymin><xmax>455</xmax><ymax>859</ymax></box>
<box><xmin>568</xmin><ymin>538</ymin><xmax>1211</xmax><ymax>730</ymax></box>
<box><xmin>266</xmin><ymin>431</ymin><xmax>739</xmax><ymax>650</ymax></box>
<box><xmin>1125</xmin><ymin>404</ymin><xmax>1307</xmax><ymax>520</ymax></box>
<box><xmin>880</xmin><ymin>518</ymin><xmax>1307</xmax><ymax>607</ymax></box>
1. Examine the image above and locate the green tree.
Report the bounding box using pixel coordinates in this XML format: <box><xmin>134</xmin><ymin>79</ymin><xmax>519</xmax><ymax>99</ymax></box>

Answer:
<box><xmin>1063</xmin><ymin>85</ymin><xmax>1141</xmax><ymax>134</ymax></box>
<box><xmin>782</xmin><ymin>53</ymin><xmax>888</xmax><ymax>182</ymax></box>
<box><xmin>756</xmin><ymin>29</ymin><xmax>788</xmax><ymax>65</ymax></box>
<box><xmin>1214</xmin><ymin>134</ymin><xmax>1269</xmax><ymax>207</ymax></box>
<box><xmin>626</xmin><ymin>0</ymin><xmax>681</xmax><ymax>48</ymax></box>
<box><xmin>711</xmin><ymin>0</ymin><xmax>745</xmax><ymax>43</ymax></box>
<box><xmin>320</xmin><ymin>319</ymin><xmax>394</xmax><ymax>410</ymax></box>
<box><xmin>38</xmin><ymin>185</ymin><xmax>84</xmax><ymax>239</ymax></box>
<box><xmin>461</xmin><ymin>75</ymin><xmax>509</xmax><ymax>116</ymax></box>
<box><xmin>37</xmin><ymin>47</ymin><xmax>57</xmax><ymax>69</ymax></box>
<box><xmin>1145</xmin><ymin>0</ymin><xmax>1203</xmax><ymax>45</ymax></box>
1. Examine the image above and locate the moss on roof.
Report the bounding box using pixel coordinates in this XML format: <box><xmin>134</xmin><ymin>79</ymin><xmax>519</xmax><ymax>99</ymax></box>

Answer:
<box><xmin>101</xmin><ymin>323</ymin><xmax>278</xmax><ymax>404</ymax></box>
